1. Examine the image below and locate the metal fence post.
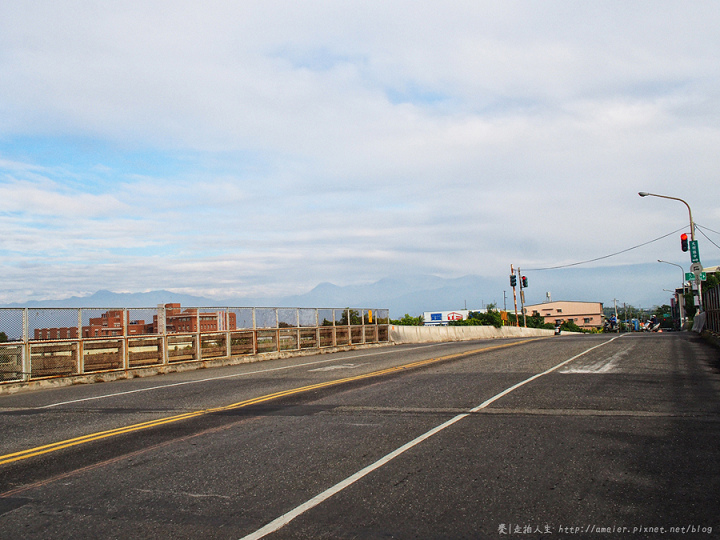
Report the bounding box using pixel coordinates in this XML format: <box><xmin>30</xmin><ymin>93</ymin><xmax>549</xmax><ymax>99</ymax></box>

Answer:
<box><xmin>123</xmin><ymin>308</ymin><xmax>129</xmax><ymax>371</ymax></box>
<box><xmin>252</xmin><ymin>307</ymin><xmax>257</xmax><ymax>355</ymax></box>
<box><xmin>225</xmin><ymin>308</ymin><xmax>231</xmax><ymax>359</ymax></box>
<box><xmin>22</xmin><ymin>308</ymin><xmax>30</xmax><ymax>381</ymax></box>
<box><xmin>158</xmin><ymin>304</ymin><xmax>168</xmax><ymax>365</ymax></box>
<box><xmin>78</xmin><ymin>308</ymin><xmax>84</xmax><ymax>374</ymax></box>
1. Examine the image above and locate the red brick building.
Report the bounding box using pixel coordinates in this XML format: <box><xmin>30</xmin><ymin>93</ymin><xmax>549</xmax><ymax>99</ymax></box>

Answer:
<box><xmin>33</xmin><ymin>304</ymin><xmax>236</xmax><ymax>340</ymax></box>
<box><xmin>155</xmin><ymin>303</ymin><xmax>237</xmax><ymax>333</ymax></box>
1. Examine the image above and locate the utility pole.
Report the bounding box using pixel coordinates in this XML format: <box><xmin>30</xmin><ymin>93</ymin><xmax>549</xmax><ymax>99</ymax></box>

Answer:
<box><xmin>510</xmin><ymin>264</ymin><xmax>519</xmax><ymax>327</ymax></box>
<box><xmin>518</xmin><ymin>266</ymin><xmax>527</xmax><ymax>327</ymax></box>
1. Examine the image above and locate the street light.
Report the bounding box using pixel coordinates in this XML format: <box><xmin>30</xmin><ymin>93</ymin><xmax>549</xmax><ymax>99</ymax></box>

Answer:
<box><xmin>638</xmin><ymin>192</ymin><xmax>695</xmax><ymax>240</ymax></box>
<box><xmin>658</xmin><ymin>259</ymin><xmax>686</xmax><ymax>326</ymax></box>
<box><xmin>639</xmin><ymin>191</ymin><xmax>702</xmax><ymax>312</ymax></box>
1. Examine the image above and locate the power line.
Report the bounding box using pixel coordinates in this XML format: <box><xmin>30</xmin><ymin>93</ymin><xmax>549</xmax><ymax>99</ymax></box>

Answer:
<box><xmin>696</xmin><ymin>224</ymin><xmax>720</xmax><ymax>251</ymax></box>
<box><xmin>525</xmin><ymin>226</ymin><xmax>687</xmax><ymax>271</ymax></box>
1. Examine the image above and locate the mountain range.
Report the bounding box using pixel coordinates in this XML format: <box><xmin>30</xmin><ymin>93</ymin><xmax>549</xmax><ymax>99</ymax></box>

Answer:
<box><xmin>1</xmin><ymin>275</ymin><xmax>502</xmax><ymax>317</ymax></box>
<box><xmin>1</xmin><ymin>265</ymin><xmax>675</xmax><ymax>316</ymax></box>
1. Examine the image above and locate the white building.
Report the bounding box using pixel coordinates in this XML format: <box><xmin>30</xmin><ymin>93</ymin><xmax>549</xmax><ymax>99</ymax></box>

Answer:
<box><xmin>423</xmin><ymin>309</ymin><xmax>487</xmax><ymax>326</ymax></box>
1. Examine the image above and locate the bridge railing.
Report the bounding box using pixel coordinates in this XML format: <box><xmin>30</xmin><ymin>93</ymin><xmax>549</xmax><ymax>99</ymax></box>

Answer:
<box><xmin>0</xmin><ymin>307</ymin><xmax>389</xmax><ymax>383</ymax></box>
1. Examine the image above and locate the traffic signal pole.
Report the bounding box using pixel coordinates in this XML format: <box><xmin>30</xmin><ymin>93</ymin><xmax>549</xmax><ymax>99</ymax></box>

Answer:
<box><xmin>510</xmin><ymin>264</ymin><xmax>519</xmax><ymax>327</ymax></box>
<box><xmin>518</xmin><ymin>267</ymin><xmax>527</xmax><ymax>327</ymax></box>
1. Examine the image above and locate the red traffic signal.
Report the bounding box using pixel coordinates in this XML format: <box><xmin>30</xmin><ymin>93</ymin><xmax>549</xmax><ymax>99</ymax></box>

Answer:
<box><xmin>521</xmin><ymin>276</ymin><xmax>528</xmax><ymax>288</ymax></box>
<box><xmin>681</xmin><ymin>233</ymin><xmax>688</xmax><ymax>252</ymax></box>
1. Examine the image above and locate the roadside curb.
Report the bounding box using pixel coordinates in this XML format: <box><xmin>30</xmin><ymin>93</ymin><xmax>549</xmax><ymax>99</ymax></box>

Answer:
<box><xmin>701</xmin><ymin>330</ymin><xmax>720</xmax><ymax>351</ymax></box>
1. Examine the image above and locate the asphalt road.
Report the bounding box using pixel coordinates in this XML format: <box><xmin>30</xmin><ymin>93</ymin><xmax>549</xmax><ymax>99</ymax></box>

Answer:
<box><xmin>0</xmin><ymin>333</ymin><xmax>719</xmax><ymax>539</ymax></box>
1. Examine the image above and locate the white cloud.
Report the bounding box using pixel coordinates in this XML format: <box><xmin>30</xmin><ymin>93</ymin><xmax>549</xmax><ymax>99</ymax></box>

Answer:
<box><xmin>0</xmin><ymin>1</ymin><xmax>719</xmax><ymax>305</ymax></box>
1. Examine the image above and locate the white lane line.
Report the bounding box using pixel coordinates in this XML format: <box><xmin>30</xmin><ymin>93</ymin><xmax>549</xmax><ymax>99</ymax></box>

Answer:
<box><xmin>308</xmin><ymin>363</ymin><xmax>368</xmax><ymax>372</ymax></box>
<box><xmin>559</xmin><ymin>350</ymin><xmax>627</xmax><ymax>374</ymax></box>
<box><xmin>35</xmin><ymin>343</ymin><xmax>450</xmax><ymax>409</ymax></box>
<box><xmin>240</xmin><ymin>335</ymin><xmax>624</xmax><ymax>540</ymax></box>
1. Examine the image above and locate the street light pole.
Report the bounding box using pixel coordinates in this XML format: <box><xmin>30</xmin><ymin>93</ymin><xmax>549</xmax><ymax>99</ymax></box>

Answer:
<box><xmin>658</xmin><ymin>259</ymin><xmax>686</xmax><ymax>327</ymax></box>
<box><xmin>639</xmin><ymin>192</ymin><xmax>702</xmax><ymax>312</ymax></box>
<box><xmin>638</xmin><ymin>192</ymin><xmax>695</xmax><ymax>240</ymax></box>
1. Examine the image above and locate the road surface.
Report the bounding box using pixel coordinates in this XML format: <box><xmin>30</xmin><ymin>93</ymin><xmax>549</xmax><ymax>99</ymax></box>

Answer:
<box><xmin>0</xmin><ymin>333</ymin><xmax>718</xmax><ymax>539</ymax></box>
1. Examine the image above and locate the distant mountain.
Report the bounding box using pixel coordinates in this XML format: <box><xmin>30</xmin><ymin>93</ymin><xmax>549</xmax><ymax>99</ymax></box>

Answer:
<box><xmin>1</xmin><ymin>275</ymin><xmax>502</xmax><ymax>317</ymax></box>
<box><xmin>8</xmin><ymin>267</ymin><xmax>668</xmax><ymax>317</ymax></box>
<box><xmin>2</xmin><ymin>289</ymin><xmax>218</xmax><ymax>309</ymax></box>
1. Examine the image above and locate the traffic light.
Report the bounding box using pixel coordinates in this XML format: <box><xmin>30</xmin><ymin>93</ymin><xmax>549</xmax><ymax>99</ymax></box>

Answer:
<box><xmin>510</xmin><ymin>274</ymin><xmax>517</xmax><ymax>287</ymax></box>
<box><xmin>521</xmin><ymin>276</ymin><xmax>528</xmax><ymax>288</ymax></box>
<box><xmin>681</xmin><ymin>233</ymin><xmax>688</xmax><ymax>252</ymax></box>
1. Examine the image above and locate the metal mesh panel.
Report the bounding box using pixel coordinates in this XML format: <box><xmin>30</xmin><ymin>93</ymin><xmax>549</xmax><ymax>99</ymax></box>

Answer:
<box><xmin>255</xmin><ymin>308</ymin><xmax>277</xmax><ymax>329</ymax></box>
<box><xmin>0</xmin><ymin>343</ymin><xmax>24</xmax><ymax>381</ymax></box>
<box><xmin>195</xmin><ymin>307</ymin><xmax>229</xmax><ymax>334</ymax></box>
<box><xmin>230</xmin><ymin>308</ymin><xmax>254</xmax><ymax>330</ymax></box>
<box><xmin>81</xmin><ymin>308</ymin><xmax>121</xmax><ymax>339</ymax></box>
<box><xmin>0</xmin><ymin>309</ymin><xmax>24</xmax><ymax>342</ymax></box>
<box><xmin>29</xmin><ymin>308</ymin><xmax>79</xmax><ymax>341</ymax></box>
<box><xmin>375</xmin><ymin>309</ymin><xmax>390</xmax><ymax>325</ymax></box>
<box><xmin>299</xmin><ymin>308</ymin><xmax>317</xmax><ymax>327</ymax></box>
<box><xmin>278</xmin><ymin>308</ymin><xmax>298</xmax><ymax>328</ymax></box>
<box><xmin>127</xmin><ymin>308</ymin><xmax>157</xmax><ymax>336</ymax></box>
<box><xmin>318</xmin><ymin>309</ymin><xmax>334</xmax><ymax>327</ymax></box>
<box><xmin>364</xmin><ymin>325</ymin><xmax>377</xmax><ymax>343</ymax></box>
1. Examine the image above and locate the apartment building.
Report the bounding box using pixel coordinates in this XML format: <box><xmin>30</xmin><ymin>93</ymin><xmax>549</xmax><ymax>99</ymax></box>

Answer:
<box><xmin>523</xmin><ymin>300</ymin><xmax>604</xmax><ymax>329</ymax></box>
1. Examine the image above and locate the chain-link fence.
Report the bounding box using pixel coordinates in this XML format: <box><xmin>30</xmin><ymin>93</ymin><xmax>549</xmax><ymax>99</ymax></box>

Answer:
<box><xmin>0</xmin><ymin>306</ymin><xmax>389</xmax><ymax>383</ymax></box>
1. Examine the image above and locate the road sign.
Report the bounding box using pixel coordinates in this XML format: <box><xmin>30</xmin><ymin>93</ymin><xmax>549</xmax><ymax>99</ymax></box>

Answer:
<box><xmin>690</xmin><ymin>262</ymin><xmax>703</xmax><ymax>274</ymax></box>
<box><xmin>689</xmin><ymin>240</ymin><xmax>700</xmax><ymax>263</ymax></box>
<box><xmin>685</xmin><ymin>272</ymin><xmax>695</xmax><ymax>281</ymax></box>
<box><xmin>700</xmin><ymin>272</ymin><xmax>707</xmax><ymax>281</ymax></box>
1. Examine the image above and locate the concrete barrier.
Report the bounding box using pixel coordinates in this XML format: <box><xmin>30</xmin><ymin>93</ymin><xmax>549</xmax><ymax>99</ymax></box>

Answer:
<box><xmin>390</xmin><ymin>325</ymin><xmax>554</xmax><ymax>343</ymax></box>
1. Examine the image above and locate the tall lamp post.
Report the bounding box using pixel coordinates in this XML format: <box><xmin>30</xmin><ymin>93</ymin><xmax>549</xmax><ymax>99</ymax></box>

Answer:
<box><xmin>639</xmin><ymin>192</ymin><xmax>702</xmax><ymax>312</ymax></box>
<box><xmin>658</xmin><ymin>259</ymin><xmax>686</xmax><ymax>326</ymax></box>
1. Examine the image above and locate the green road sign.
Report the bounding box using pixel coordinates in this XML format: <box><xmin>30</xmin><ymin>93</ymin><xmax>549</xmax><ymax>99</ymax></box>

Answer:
<box><xmin>700</xmin><ymin>272</ymin><xmax>707</xmax><ymax>281</ymax></box>
<box><xmin>685</xmin><ymin>272</ymin><xmax>695</xmax><ymax>281</ymax></box>
<box><xmin>689</xmin><ymin>240</ymin><xmax>700</xmax><ymax>263</ymax></box>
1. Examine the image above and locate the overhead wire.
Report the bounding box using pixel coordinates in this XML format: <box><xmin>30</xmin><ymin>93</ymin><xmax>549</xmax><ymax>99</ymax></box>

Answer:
<box><xmin>524</xmin><ymin>226</ymin><xmax>687</xmax><ymax>271</ymax></box>
<box><xmin>695</xmin><ymin>224</ymin><xmax>720</xmax><ymax>251</ymax></box>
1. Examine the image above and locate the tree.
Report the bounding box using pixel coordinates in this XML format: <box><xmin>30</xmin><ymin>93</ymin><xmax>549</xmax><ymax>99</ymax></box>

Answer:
<box><xmin>560</xmin><ymin>320</ymin><xmax>584</xmax><ymax>333</ymax></box>
<box><xmin>0</xmin><ymin>332</ymin><xmax>7</xmax><ymax>343</ymax></box>
<box><xmin>450</xmin><ymin>309</ymin><xmax>502</xmax><ymax>328</ymax></box>
<box><xmin>684</xmin><ymin>292</ymin><xmax>697</xmax><ymax>320</ymax></box>
<box><xmin>338</xmin><ymin>309</ymin><xmax>363</xmax><ymax>325</ymax></box>
<box><xmin>390</xmin><ymin>314</ymin><xmax>424</xmax><ymax>326</ymax></box>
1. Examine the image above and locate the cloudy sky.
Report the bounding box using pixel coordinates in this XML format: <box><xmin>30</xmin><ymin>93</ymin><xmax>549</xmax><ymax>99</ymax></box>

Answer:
<box><xmin>1</xmin><ymin>1</ymin><xmax>719</xmax><ymax>307</ymax></box>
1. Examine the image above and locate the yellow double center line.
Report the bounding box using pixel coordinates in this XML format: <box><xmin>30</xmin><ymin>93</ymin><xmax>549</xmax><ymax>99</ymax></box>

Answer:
<box><xmin>0</xmin><ymin>339</ymin><xmax>541</xmax><ymax>466</ymax></box>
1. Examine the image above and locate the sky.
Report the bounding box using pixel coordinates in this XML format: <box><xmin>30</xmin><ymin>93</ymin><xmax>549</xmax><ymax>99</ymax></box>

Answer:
<box><xmin>1</xmin><ymin>1</ymin><xmax>719</xmax><ymax>308</ymax></box>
